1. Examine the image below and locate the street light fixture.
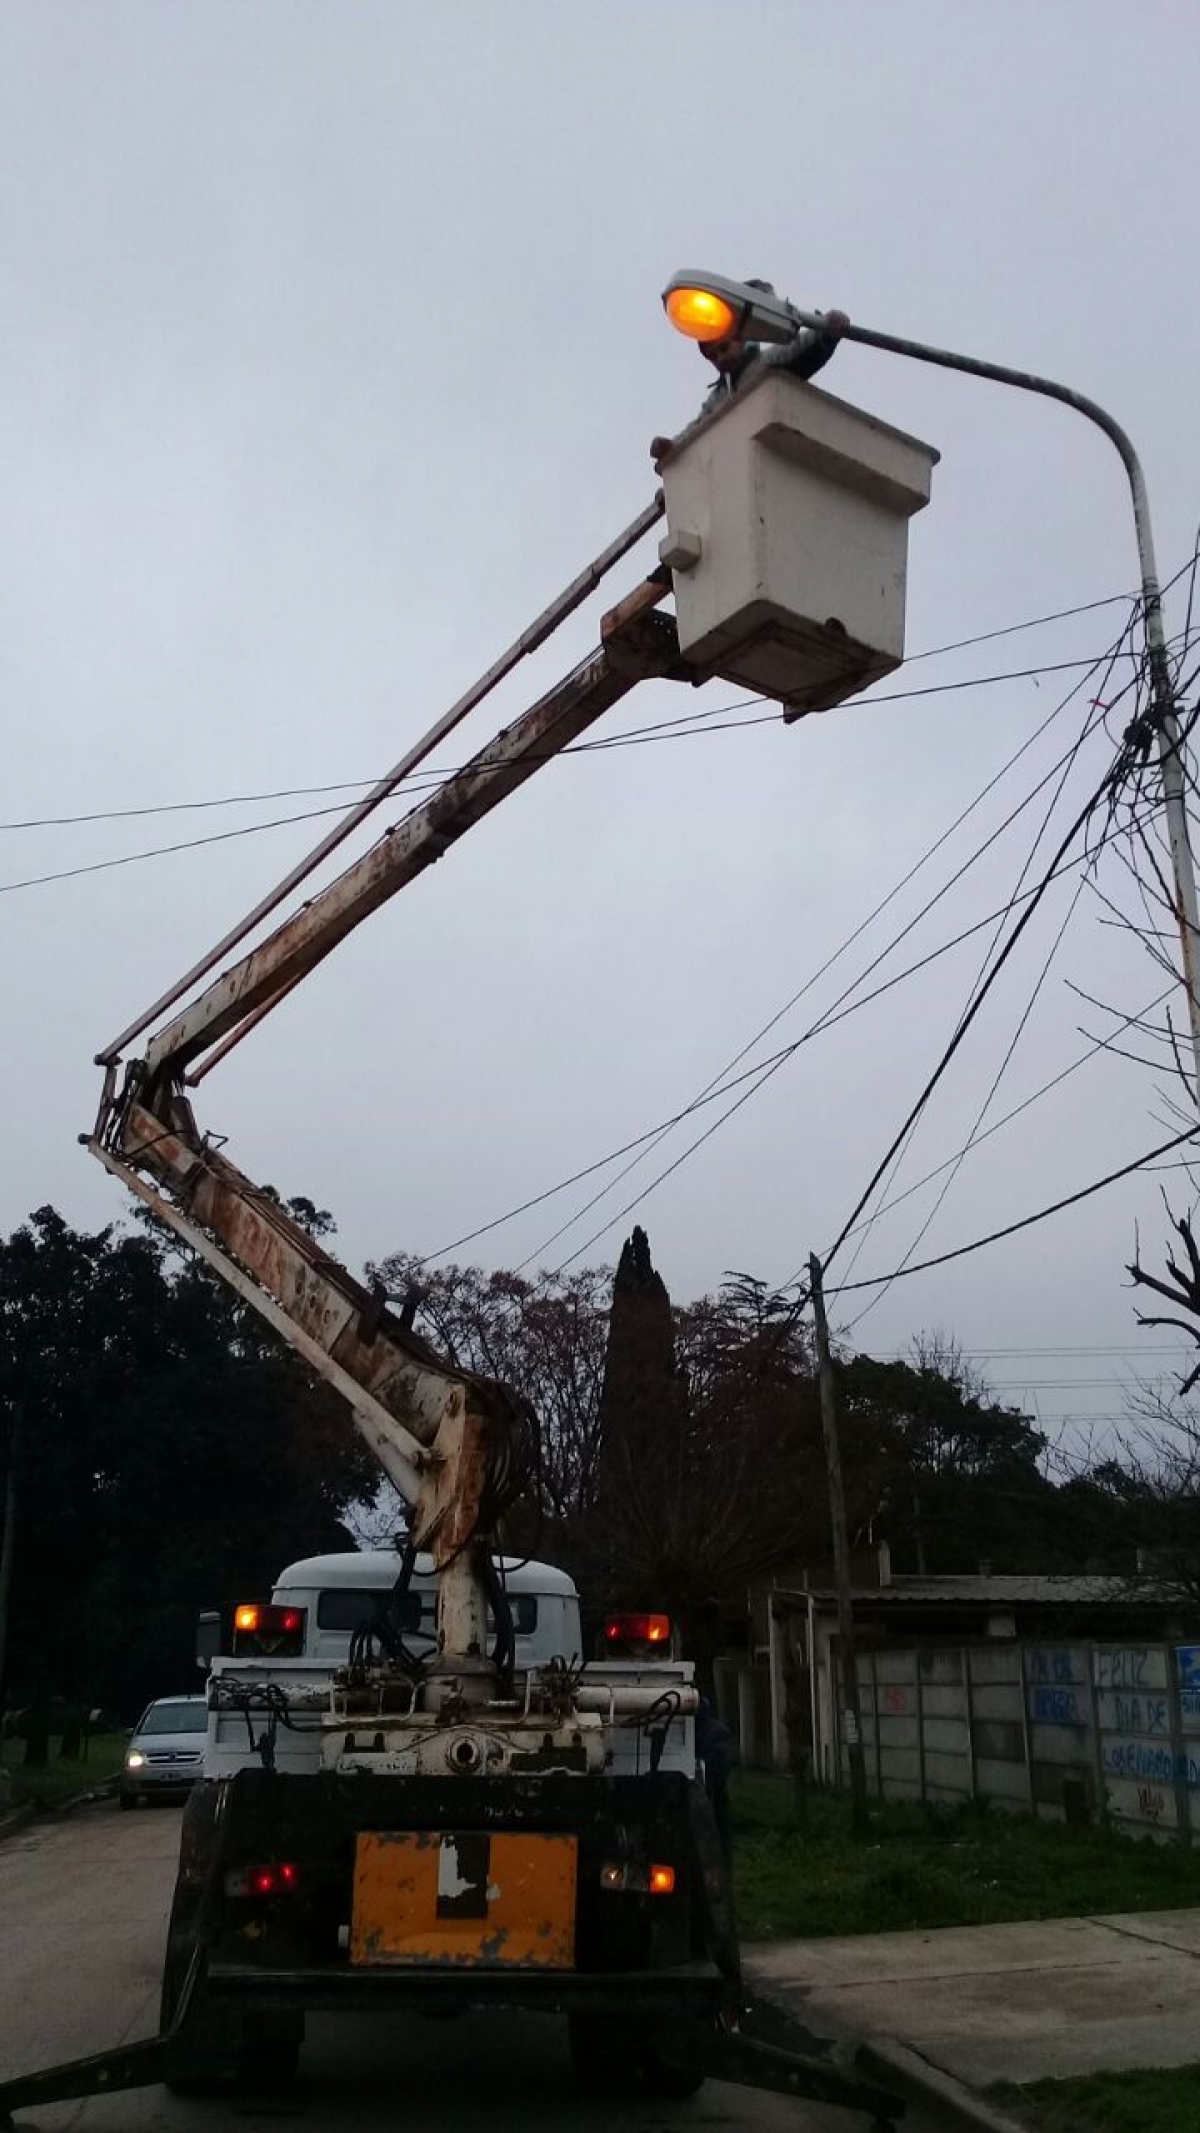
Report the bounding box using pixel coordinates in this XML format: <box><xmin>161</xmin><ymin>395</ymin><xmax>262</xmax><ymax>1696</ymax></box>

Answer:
<box><xmin>662</xmin><ymin>270</ymin><xmax>799</xmax><ymax>346</ymax></box>
<box><xmin>659</xmin><ymin>266</ymin><xmax>1200</xmax><ymax>1108</ymax></box>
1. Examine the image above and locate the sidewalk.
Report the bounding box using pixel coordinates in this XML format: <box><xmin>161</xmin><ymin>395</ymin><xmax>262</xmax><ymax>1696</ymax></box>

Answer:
<box><xmin>747</xmin><ymin>1907</ymin><xmax>1200</xmax><ymax>2090</ymax></box>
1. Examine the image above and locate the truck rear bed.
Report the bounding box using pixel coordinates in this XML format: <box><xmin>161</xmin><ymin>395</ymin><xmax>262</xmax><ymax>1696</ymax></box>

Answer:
<box><xmin>171</xmin><ymin>1766</ymin><xmax>738</xmax><ymax>2008</ymax></box>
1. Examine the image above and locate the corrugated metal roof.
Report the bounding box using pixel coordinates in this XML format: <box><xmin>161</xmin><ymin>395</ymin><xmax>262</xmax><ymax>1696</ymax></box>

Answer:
<box><xmin>778</xmin><ymin>1574</ymin><xmax>1166</xmax><ymax>1607</ymax></box>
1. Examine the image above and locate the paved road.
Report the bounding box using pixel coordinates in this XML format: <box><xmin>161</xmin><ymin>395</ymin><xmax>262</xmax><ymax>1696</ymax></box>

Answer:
<box><xmin>0</xmin><ymin>1802</ymin><xmax>940</xmax><ymax>2133</ymax></box>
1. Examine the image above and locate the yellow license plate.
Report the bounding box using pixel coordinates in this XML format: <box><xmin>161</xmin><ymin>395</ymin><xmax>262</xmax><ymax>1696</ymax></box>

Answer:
<box><xmin>350</xmin><ymin>1830</ymin><xmax>577</xmax><ymax>1969</ymax></box>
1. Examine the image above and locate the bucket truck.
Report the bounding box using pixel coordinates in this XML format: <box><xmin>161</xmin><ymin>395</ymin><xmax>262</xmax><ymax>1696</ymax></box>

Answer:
<box><xmin>0</xmin><ymin>362</ymin><xmax>935</xmax><ymax>2127</ymax></box>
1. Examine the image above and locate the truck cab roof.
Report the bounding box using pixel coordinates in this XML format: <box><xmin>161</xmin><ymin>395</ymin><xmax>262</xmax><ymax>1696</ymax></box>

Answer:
<box><xmin>273</xmin><ymin>1551</ymin><xmax>579</xmax><ymax>1599</ymax></box>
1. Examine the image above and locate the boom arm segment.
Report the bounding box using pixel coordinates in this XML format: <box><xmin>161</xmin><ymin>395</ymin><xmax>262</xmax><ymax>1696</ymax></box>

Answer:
<box><xmin>140</xmin><ymin>598</ymin><xmax>673</xmax><ymax>1083</ymax></box>
<box><xmin>88</xmin><ymin>574</ymin><xmax>684</xmax><ymax>1667</ymax></box>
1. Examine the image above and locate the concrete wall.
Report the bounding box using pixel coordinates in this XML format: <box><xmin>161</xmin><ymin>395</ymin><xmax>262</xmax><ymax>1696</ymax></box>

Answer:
<box><xmin>828</xmin><ymin>1638</ymin><xmax>1200</xmax><ymax>1842</ymax></box>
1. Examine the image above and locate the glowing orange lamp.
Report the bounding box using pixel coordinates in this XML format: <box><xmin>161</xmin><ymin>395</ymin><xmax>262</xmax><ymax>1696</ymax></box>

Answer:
<box><xmin>664</xmin><ymin>285</ymin><xmax>740</xmax><ymax>343</ymax></box>
<box><xmin>662</xmin><ymin>270</ymin><xmax>798</xmax><ymax>348</ymax></box>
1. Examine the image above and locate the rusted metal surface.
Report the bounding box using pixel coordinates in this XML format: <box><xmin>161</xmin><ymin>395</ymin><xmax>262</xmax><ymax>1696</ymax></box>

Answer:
<box><xmin>185</xmin><ymin>972</ymin><xmax>305</xmax><ymax>1087</ymax></box>
<box><xmin>137</xmin><ymin>600</ymin><xmax>682</xmax><ymax>1083</ymax></box>
<box><xmin>97</xmin><ymin>497</ymin><xmax>666</xmax><ymax>1068</ymax></box>
<box><xmin>91</xmin><ymin>1099</ymin><xmax>533</xmax><ymax>1572</ymax></box>
<box><xmin>598</xmin><ymin>565</ymin><xmax>672</xmax><ymax>640</ymax></box>
<box><xmin>350</xmin><ymin>1830</ymin><xmax>577</xmax><ymax>1970</ymax></box>
<box><xmin>187</xmin><ymin>573</ymin><xmax>675</xmax><ymax>1092</ymax></box>
<box><xmin>323</xmin><ymin>1709</ymin><xmax>604</xmax><ymax>1779</ymax></box>
<box><xmin>91</xmin><ymin>1139</ymin><xmax>427</xmax><ymax>1507</ymax></box>
<box><xmin>91</xmin><ymin>1082</ymin><xmax>548</xmax><ymax>1677</ymax></box>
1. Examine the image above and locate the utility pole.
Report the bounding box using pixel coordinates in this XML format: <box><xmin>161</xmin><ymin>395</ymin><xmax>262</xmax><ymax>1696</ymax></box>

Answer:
<box><xmin>808</xmin><ymin>1255</ymin><xmax>868</xmax><ymax>1835</ymax></box>
<box><xmin>0</xmin><ymin>1400</ymin><xmax>20</xmax><ymax>1713</ymax></box>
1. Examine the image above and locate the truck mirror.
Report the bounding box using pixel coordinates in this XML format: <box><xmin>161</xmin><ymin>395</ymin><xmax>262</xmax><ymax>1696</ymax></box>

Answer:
<box><xmin>195</xmin><ymin>1609</ymin><xmax>221</xmax><ymax>1671</ymax></box>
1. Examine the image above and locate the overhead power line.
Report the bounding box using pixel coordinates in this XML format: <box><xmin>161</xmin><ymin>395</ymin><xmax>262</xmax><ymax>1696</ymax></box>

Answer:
<box><xmin>827</xmin><ymin>1123</ymin><xmax>1200</xmax><ymax>1296</ymax></box>
<box><xmin>750</xmin><ymin>726</ymin><xmax>1196</xmax><ymax>1356</ymax></box>
<box><xmin>0</xmin><ymin>658</ymin><xmax>1111</xmax><ymax>839</ymax></box>
<box><xmin>900</xmin><ymin>588</ymin><xmax>1134</xmax><ymax>665</ymax></box>
<box><xmin>810</xmin><ymin>663</ymin><xmax>1194</xmax><ymax>1292</ymax></box>
<box><xmin>531</xmin><ymin>792</ymin><xmax>1165</xmax><ymax>1277</ymax></box>
<box><xmin>906</xmin><ymin>1344</ymin><xmax>1190</xmax><ymax>1357</ymax></box>
<box><xmin>420</xmin><ymin>694</ymin><xmax>1167</xmax><ymax>1277</ymax></box>
<box><xmin>419</xmin><ymin>799</ymin><xmax>1156</xmax><ymax>1269</ymax></box>
<box><xmin>420</xmin><ymin>961</ymin><xmax>1161</xmax><ymax>1271</ymax></box>
<box><xmin>976</xmin><ymin>1377</ymin><xmax>1179</xmax><ymax>1390</ymax></box>
<box><xmin>0</xmin><ymin>650</ymin><xmax>1127</xmax><ymax>895</ymax></box>
<box><xmin>0</xmin><ymin>588</ymin><xmax>1139</xmax><ymax>833</ymax></box>
<box><xmin>836</xmin><ymin>613</ymin><xmax>1143</xmax><ymax>1323</ymax></box>
<box><xmin>519</xmin><ymin>641</ymin><xmax>1137</xmax><ymax>1275</ymax></box>
<box><xmin>522</xmin><ymin>564</ymin><xmax>1200</xmax><ymax>1276</ymax></box>
<box><xmin>538</xmin><ymin>624</ymin><xmax>1165</xmax><ymax>1274</ymax></box>
<box><xmin>837</xmin><ymin>982</ymin><xmax>1176</xmax><ymax>1246</ymax></box>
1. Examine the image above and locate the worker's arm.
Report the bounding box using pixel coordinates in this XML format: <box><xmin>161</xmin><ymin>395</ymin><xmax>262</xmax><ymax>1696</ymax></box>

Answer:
<box><xmin>652</xmin><ymin>312</ymin><xmax>850</xmax><ymax>467</ymax></box>
<box><xmin>756</xmin><ymin>308</ymin><xmax>850</xmax><ymax>383</ymax></box>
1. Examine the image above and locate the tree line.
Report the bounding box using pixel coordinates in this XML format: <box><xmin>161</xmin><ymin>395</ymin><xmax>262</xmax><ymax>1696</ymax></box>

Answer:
<box><xmin>1</xmin><ymin>1205</ymin><xmax>1195</xmax><ymax>1726</ymax></box>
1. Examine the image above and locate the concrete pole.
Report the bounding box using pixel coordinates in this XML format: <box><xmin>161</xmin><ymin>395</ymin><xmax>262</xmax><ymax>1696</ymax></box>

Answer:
<box><xmin>0</xmin><ymin>1402</ymin><xmax>21</xmax><ymax>1710</ymax></box>
<box><xmin>737</xmin><ymin>1666</ymin><xmax>758</xmax><ymax>1770</ymax></box>
<box><xmin>809</xmin><ymin>1255</ymin><xmax>869</xmax><ymax>1833</ymax></box>
<box><xmin>767</xmin><ymin>1598</ymin><xmax>790</xmax><ymax>1770</ymax></box>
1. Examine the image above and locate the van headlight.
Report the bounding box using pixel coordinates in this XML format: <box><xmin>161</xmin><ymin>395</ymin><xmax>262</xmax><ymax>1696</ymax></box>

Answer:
<box><xmin>125</xmin><ymin>1750</ymin><xmax>146</xmax><ymax>1770</ymax></box>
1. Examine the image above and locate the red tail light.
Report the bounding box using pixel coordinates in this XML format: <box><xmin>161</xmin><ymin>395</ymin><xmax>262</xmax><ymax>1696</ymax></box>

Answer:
<box><xmin>226</xmin><ymin>1861</ymin><xmax>300</xmax><ymax>1898</ymax></box>
<box><xmin>604</xmin><ymin>1612</ymin><xmax>672</xmax><ymax>1647</ymax></box>
<box><xmin>232</xmin><ymin>1603</ymin><xmax>306</xmax><ymax>1654</ymax></box>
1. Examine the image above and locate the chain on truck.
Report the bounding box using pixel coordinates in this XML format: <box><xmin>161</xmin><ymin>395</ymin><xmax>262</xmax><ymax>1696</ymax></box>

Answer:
<box><xmin>0</xmin><ymin>277</ymin><xmax>938</xmax><ymax>2130</ymax></box>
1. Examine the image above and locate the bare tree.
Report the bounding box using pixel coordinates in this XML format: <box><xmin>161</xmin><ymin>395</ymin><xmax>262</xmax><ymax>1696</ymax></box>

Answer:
<box><xmin>343</xmin><ymin>1482</ymin><xmax>408</xmax><ymax>1551</ymax></box>
<box><xmin>1128</xmin><ymin>1201</ymin><xmax>1200</xmax><ymax>1396</ymax></box>
<box><xmin>368</xmin><ymin>1254</ymin><xmax>611</xmax><ymax>1520</ymax></box>
<box><xmin>1089</xmin><ymin>1385</ymin><xmax>1200</xmax><ymax>1604</ymax></box>
<box><xmin>908</xmin><ymin>1326</ymin><xmax>988</xmax><ymax>1406</ymax></box>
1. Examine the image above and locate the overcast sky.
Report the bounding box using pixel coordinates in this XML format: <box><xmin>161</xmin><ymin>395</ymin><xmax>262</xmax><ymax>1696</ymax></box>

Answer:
<box><xmin>3</xmin><ymin>1</ymin><xmax>1200</xmax><ymax>1446</ymax></box>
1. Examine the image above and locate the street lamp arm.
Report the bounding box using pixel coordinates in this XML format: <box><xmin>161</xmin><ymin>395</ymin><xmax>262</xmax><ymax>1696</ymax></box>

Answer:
<box><xmin>790</xmin><ymin>309</ymin><xmax>1162</xmax><ymax>614</ymax></box>
<box><xmin>785</xmin><ymin>306</ymin><xmax>1200</xmax><ymax>1106</ymax></box>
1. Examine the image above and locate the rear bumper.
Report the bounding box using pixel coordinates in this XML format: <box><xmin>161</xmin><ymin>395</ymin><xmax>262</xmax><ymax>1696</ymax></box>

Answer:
<box><xmin>121</xmin><ymin>1771</ymin><xmax>200</xmax><ymax>1796</ymax></box>
<box><xmin>205</xmin><ymin>1959</ymin><xmax>733</xmax><ymax>2020</ymax></box>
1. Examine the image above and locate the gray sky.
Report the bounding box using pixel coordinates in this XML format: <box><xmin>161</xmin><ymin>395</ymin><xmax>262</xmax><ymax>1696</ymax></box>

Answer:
<box><xmin>3</xmin><ymin>1</ymin><xmax>1200</xmax><ymax>1447</ymax></box>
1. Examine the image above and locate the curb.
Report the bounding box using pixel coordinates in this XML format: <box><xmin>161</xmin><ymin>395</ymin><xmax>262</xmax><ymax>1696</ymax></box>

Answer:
<box><xmin>858</xmin><ymin>2040</ymin><xmax>1031</xmax><ymax>2133</ymax></box>
<box><xmin>57</xmin><ymin>1781</ymin><xmax>118</xmax><ymax>1812</ymax></box>
<box><xmin>0</xmin><ymin>1781</ymin><xmax>116</xmax><ymax>1842</ymax></box>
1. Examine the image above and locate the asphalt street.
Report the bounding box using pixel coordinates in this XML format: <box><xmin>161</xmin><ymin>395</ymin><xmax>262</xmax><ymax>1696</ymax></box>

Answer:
<box><xmin>0</xmin><ymin>1801</ymin><xmax>950</xmax><ymax>2133</ymax></box>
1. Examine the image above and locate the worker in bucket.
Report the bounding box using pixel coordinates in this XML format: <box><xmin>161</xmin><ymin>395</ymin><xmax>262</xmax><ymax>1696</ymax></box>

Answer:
<box><xmin>652</xmin><ymin>281</ymin><xmax>849</xmax><ymax>468</ymax></box>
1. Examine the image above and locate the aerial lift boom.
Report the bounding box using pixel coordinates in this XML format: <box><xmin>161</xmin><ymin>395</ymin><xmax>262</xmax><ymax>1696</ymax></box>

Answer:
<box><xmin>88</xmin><ymin>554</ymin><xmax>682</xmax><ymax>1673</ymax></box>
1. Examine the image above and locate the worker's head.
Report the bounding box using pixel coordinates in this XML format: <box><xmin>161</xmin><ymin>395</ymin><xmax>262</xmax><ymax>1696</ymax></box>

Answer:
<box><xmin>699</xmin><ymin>332</ymin><xmax>747</xmax><ymax>373</ymax></box>
<box><xmin>699</xmin><ymin>278</ymin><xmax>775</xmax><ymax>374</ymax></box>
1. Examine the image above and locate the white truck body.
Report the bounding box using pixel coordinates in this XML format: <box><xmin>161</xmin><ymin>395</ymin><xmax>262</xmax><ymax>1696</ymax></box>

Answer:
<box><xmin>204</xmin><ymin>1549</ymin><xmax>696</xmax><ymax>1783</ymax></box>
